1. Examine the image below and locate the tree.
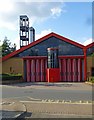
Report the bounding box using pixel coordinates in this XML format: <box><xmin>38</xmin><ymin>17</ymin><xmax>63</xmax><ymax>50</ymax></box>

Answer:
<box><xmin>1</xmin><ymin>37</ymin><xmax>16</xmax><ymax>57</ymax></box>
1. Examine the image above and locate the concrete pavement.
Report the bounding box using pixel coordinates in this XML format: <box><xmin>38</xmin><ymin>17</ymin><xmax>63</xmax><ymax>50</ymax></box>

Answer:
<box><xmin>0</xmin><ymin>98</ymin><xmax>93</xmax><ymax>119</ymax></box>
<box><xmin>22</xmin><ymin>101</ymin><xmax>92</xmax><ymax>118</ymax></box>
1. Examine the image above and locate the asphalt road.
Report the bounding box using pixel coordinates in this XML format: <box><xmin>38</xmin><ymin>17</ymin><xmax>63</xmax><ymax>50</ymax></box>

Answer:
<box><xmin>1</xmin><ymin>82</ymin><xmax>92</xmax><ymax>102</ymax></box>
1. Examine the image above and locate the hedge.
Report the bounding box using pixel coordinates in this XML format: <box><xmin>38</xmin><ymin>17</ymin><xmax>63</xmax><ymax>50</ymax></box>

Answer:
<box><xmin>0</xmin><ymin>73</ymin><xmax>22</xmax><ymax>81</ymax></box>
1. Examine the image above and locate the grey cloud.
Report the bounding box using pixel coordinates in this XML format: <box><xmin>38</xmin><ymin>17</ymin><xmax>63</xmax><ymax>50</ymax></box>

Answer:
<box><xmin>16</xmin><ymin>2</ymin><xmax>63</xmax><ymax>18</ymax></box>
<box><xmin>0</xmin><ymin>2</ymin><xmax>64</xmax><ymax>29</ymax></box>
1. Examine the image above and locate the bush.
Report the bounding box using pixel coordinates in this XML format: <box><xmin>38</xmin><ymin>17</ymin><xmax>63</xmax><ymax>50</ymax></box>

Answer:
<box><xmin>0</xmin><ymin>73</ymin><xmax>22</xmax><ymax>81</ymax></box>
<box><xmin>87</xmin><ymin>76</ymin><xmax>94</xmax><ymax>83</ymax></box>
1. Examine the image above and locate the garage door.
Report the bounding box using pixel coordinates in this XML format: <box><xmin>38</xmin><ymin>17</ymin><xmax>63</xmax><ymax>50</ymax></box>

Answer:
<box><xmin>59</xmin><ymin>58</ymin><xmax>84</xmax><ymax>82</ymax></box>
<box><xmin>24</xmin><ymin>56</ymin><xmax>84</xmax><ymax>82</ymax></box>
<box><xmin>24</xmin><ymin>57</ymin><xmax>47</xmax><ymax>82</ymax></box>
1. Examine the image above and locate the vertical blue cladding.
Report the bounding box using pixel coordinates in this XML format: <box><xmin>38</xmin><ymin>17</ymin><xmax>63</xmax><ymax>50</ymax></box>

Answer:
<box><xmin>24</xmin><ymin>60</ymin><xmax>27</xmax><ymax>81</ymax></box>
<box><xmin>87</xmin><ymin>46</ymin><xmax>94</xmax><ymax>55</ymax></box>
<box><xmin>15</xmin><ymin>36</ymin><xmax>84</xmax><ymax>57</ymax></box>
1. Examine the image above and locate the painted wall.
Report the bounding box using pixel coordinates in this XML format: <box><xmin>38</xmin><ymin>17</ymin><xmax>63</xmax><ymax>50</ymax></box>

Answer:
<box><xmin>2</xmin><ymin>58</ymin><xmax>23</xmax><ymax>76</ymax></box>
<box><xmin>87</xmin><ymin>56</ymin><xmax>94</xmax><ymax>76</ymax></box>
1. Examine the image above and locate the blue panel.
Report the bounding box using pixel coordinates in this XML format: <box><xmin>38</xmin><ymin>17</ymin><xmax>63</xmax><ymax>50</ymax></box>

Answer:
<box><xmin>15</xmin><ymin>37</ymin><xmax>84</xmax><ymax>57</ymax></box>
<box><xmin>87</xmin><ymin>46</ymin><xmax>94</xmax><ymax>55</ymax></box>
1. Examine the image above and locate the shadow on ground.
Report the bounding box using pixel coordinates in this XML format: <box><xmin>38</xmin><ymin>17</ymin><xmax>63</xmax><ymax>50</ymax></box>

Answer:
<box><xmin>1</xmin><ymin>110</ymin><xmax>32</xmax><ymax>119</ymax></box>
<box><xmin>4</xmin><ymin>82</ymin><xmax>75</xmax><ymax>88</ymax></box>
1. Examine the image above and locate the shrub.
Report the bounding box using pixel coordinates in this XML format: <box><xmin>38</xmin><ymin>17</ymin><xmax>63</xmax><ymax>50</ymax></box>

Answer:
<box><xmin>0</xmin><ymin>73</ymin><xmax>22</xmax><ymax>81</ymax></box>
<box><xmin>87</xmin><ymin>76</ymin><xmax>94</xmax><ymax>83</ymax></box>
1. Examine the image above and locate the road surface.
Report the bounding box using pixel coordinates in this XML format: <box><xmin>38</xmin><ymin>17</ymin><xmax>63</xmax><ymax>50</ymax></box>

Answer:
<box><xmin>1</xmin><ymin>82</ymin><xmax>92</xmax><ymax>102</ymax></box>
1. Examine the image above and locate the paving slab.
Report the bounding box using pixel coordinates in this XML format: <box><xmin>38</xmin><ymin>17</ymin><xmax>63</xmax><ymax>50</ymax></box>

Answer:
<box><xmin>21</xmin><ymin>101</ymin><xmax>93</xmax><ymax>118</ymax></box>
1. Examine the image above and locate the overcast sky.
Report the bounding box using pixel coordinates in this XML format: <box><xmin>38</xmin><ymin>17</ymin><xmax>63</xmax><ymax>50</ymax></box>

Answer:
<box><xmin>0</xmin><ymin>0</ymin><xmax>93</xmax><ymax>49</ymax></box>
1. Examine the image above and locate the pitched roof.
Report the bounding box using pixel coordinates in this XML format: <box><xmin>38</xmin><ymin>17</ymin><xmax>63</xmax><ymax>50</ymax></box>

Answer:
<box><xmin>2</xmin><ymin>32</ymin><xmax>85</xmax><ymax>62</ymax></box>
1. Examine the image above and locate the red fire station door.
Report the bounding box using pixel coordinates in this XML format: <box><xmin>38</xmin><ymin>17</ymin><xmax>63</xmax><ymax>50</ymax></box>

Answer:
<box><xmin>23</xmin><ymin>57</ymin><xmax>84</xmax><ymax>82</ymax></box>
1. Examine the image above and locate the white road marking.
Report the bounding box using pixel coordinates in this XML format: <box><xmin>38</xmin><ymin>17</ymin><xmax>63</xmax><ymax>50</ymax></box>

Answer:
<box><xmin>20</xmin><ymin>100</ymin><xmax>92</xmax><ymax>104</ymax></box>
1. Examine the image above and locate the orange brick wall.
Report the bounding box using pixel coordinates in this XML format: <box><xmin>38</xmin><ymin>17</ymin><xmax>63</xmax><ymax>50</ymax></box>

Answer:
<box><xmin>87</xmin><ymin>56</ymin><xmax>94</xmax><ymax>76</ymax></box>
<box><xmin>2</xmin><ymin>58</ymin><xmax>23</xmax><ymax>76</ymax></box>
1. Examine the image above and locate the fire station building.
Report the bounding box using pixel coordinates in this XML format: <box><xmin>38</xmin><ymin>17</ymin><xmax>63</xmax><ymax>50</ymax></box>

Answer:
<box><xmin>2</xmin><ymin>32</ymin><xmax>94</xmax><ymax>82</ymax></box>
